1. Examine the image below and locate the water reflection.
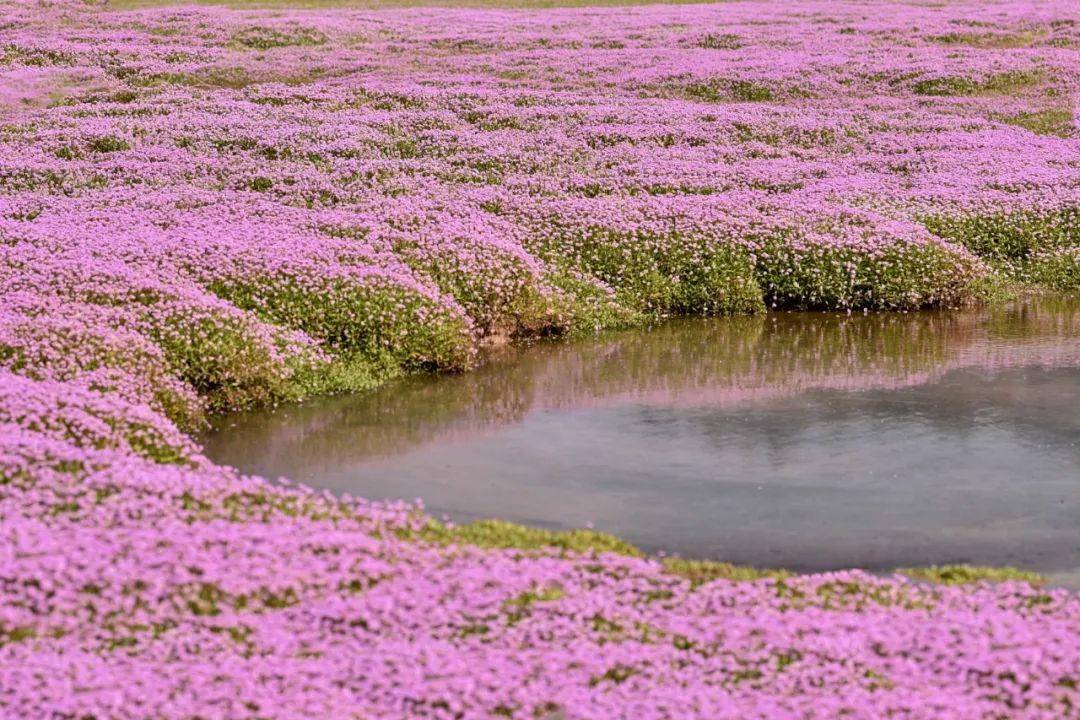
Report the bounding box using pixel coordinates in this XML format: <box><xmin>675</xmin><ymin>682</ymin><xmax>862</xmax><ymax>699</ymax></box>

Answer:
<box><xmin>203</xmin><ymin>298</ymin><xmax>1080</xmax><ymax>575</ymax></box>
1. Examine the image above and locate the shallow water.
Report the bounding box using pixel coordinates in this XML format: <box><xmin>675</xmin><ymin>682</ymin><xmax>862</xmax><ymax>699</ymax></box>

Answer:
<box><xmin>203</xmin><ymin>298</ymin><xmax>1080</xmax><ymax>578</ymax></box>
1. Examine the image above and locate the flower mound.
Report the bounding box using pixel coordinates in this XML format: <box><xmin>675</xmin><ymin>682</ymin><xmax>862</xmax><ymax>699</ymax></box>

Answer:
<box><xmin>0</xmin><ymin>0</ymin><xmax>1078</xmax><ymax>717</ymax></box>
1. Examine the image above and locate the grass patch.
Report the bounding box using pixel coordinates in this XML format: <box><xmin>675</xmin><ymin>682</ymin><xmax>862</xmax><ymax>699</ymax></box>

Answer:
<box><xmin>145</xmin><ymin>66</ymin><xmax>329</xmax><ymax>90</ymax></box>
<box><xmin>407</xmin><ymin>519</ymin><xmax>1043</xmax><ymax>590</ymax></box>
<box><xmin>662</xmin><ymin>558</ymin><xmax>789</xmax><ymax>587</ymax></box>
<box><xmin>414</xmin><ymin>518</ymin><xmax>644</xmax><ymax>556</ymax></box>
<box><xmin>682</xmin><ymin>78</ymin><xmax>774</xmax><ymax>103</ymax></box>
<box><xmin>696</xmin><ymin>33</ymin><xmax>742</xmax><ymax>50</ymax></box>
<box><xmin>503</xmin><ymin>584</ymin><xmax>566</xmax><ymax>623</ymax></box>
<box><xmin>231</xmin><ymin>25</ymin><xmax>327</xmax><ymax>50</ymax></box>
<box><xmin>913</xmin><ymin>69</ymin><xmax>1045</xmax><ymax>96</ymax></box>
<box><xmin>88</xmin><ymin>135</ymin><xmax>131</xmax><ymax>153</ymax></box>
<box><xmin>1000</xmin><ymin>107</ymin><xmax>1074</xmax><ymax>137</ymax></box>
<box><xmin>292</xmin><ymin>349</ymin><xmax>401</xmax><ymax>397</ymax></box>
<box><xmin>926</xmin><ymin>31</ymin><xmax>1044</xmax><ymax>49</ymax></box>
<box><xmin>899</xmin><ymin>565</ymin><xmax>1045</xmax><ymax>586</ymax></box>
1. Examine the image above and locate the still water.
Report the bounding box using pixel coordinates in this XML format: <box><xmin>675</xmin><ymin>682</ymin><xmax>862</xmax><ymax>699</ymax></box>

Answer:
<box><xmin>203</xmin><ymin>299</ymin><xmax>1080</xmax><ymax>580</ymax></box>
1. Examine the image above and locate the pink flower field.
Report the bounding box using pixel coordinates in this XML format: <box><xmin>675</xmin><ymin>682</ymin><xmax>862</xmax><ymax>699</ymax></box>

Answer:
<box><xmin>0</xmin><ymin>0</ymin><xmax>1078</xmax><ymax>717</ymax></box>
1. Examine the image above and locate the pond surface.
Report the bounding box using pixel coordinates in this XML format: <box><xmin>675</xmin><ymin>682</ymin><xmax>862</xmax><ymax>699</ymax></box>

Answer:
<box><xmin>203</xmin><ymin>298</ymin><xmax>1080</xmax><ymax>581</ymax></box>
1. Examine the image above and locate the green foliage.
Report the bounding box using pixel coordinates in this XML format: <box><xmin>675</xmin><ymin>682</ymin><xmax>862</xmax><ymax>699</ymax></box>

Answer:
<box><xmin>926</xmin><ymin>31</ymin><xmax>1042</xmax><ymax>49</ymax></box>
<box><xmin>590</xmin><ymin>664</ymin><xmax>638</xmax><ymax>686</ymax></box>
<box><xmin>922</xmin><ymin>207</ymin><xmax>1078</xmax><ymax>284</ymax></box>
<box><xmin>913</xmin><ymin>70</ymin><xmax>1044</xmax><ymax>96</ymax></box>
<box><xmin>899</xmin><ymin>565</ymin><xmax>1045</xmax><ymax>585</ymax></box>
<box><xmin>981</xmin><ymin>70</ymin><xmax>1047</xmax><ymax>94</ymax></box>
<box><xmin>183</xmin><ymin>582</ymin><xmax>301</xmax><ymax>617</ymax></box>
<box><xmin>88</xmin><ymin>135</ymin><xmax>131</xmax><ymax>153</ymax></box>
<box><xmin>124</xmin><ymin>424</ymin><xmax>192</xmax><ymax>465</ymax></box>
<box><xmin>231</xmin><ymin>25</ymin><xmax>328</xmax><ymax>50</ymax></box>
<box><xmin>697</xmin><ymin>33</ymin><xmax>742</xmax><ymax>50</ymax></box>
<box><xmin>389</xmin><ymin>241</ymin><xmax>565</xmax><ymax>338</ymax></box>
<box><xmin>1028</xmin><ymin>249</ymin><xmax>1080</xmax><ymax>291</ymax></box>
<box><xmin>671</xmin><ymin>246</ymin><xmax>766</xmax><ymax>315</ymax></box>
<box><xmin>503</xmin><ymin>584</ymin><xmax>566</xmax><ymax>623</ymax></box>
<box><xmin>542</xmin><ymin>267</ymin><xmax>646</xmax><ymax>336</ymax></box>
<box><xmin>0</xmin><ymin>625</ymin><xmax>37</xmax><ymax>647</ymax></box>
<box><xmin>0</xmin><ymin>43</ymin><xmax>75</xmax><ymax>67</ymax></box>
<box><xmin>146</xmin><ymin>310</ymin><xmax>301</xmax><ymax>413</ymax></box>
<box><xmin>913</xmin><ymin>76</ymin><xmax>980</xmax><ymax>96</ymax></box>
<box><xmin>532</xmin><ymin>228</ymin><xmax>765</xmax><ymax>316</ymax></box>
<box><xmin>683</xmin><ymin>78</ymin><xmax>774</xmax><ymax>102</ymax></box>
<box><xmin>206</xmin><ymin>276</ymin><xmax>475</xmax><ymax>371</ymax></box>
<box><xmin>729</xmin><ymin>80</ymin><xmax>775</xmax><ymax>102</ymax></box>
<box><xmin>1000</xmin><ymin>107</ymin><xmax>1074</xmax><ymax>137</ymax></box>
<box><xmin>292</xmin><ymin>349</ymin><xmax>400</xmax><ymax>397</ymax></box>
<box><xmin>966</xmin><ymin>272</ymin><xmax>1020</xmax><ymax>305</ymax></box>
<box><xmin>414</xmin><ymin>518</ymin><xmax>644</xmax><ymax>556</ymax></box>
<box><xmin>754</xmin><ymin>235</ymin><xmax>977</xmax><ymax>310</ymax></box>
<box><xmin>662</xmin><ymin>558</ymin><xmax>790</xmax><ymax>587</ymax></box>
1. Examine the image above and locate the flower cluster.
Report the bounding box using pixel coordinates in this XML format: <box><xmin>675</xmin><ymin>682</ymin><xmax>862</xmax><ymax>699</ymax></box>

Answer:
<box><xmin>0</xmin><ymin>0</ymin><xmax>1077</xmax><ymax>717</ymax></box>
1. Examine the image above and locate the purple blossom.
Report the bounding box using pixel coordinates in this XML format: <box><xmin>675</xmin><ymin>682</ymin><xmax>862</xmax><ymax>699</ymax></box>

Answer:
<box><xmin>0</xmin><ymin>0</ymin><xmax>1077</xmax><ymax>717</ymax></box>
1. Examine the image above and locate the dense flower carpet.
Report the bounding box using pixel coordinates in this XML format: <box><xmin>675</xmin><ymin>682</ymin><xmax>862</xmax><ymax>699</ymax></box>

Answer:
<box><xmin>0</xmin><ymin>0</ymin><xmax>1077</xmax><ymax>717</ymax></box>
